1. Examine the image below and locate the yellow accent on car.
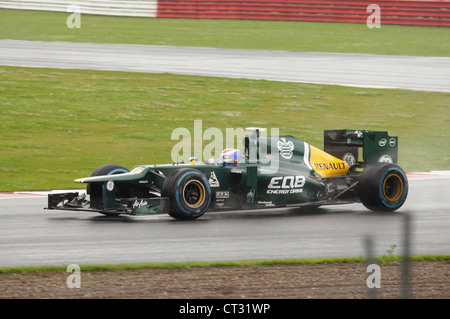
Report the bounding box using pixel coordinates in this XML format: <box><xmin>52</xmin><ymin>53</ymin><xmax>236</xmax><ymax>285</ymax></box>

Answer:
<box><xmin>382</xmin><ymin>174</ymin><xmax>404</xmax><ymax>202</ymax></box>
<box><xmin>183</xmin><ymin>180</ymin><xmax>205</xmax><ymax>208</ymax></box>
<box><xmin>130</xmin><ymin>167</ymin><xmax>143</xmax><ymax>174</ymax></box>
<box><xmin>309</xmin><ymin>145</ymin><xmax>350</xmax><ymax>177</ymax></box>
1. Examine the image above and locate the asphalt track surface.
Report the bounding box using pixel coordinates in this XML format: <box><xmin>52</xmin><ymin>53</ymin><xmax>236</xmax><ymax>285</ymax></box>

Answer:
<box><xmin>0</xmin><ymin>174</ymin><xmax>449</xmax><ymax>267</ymax></box>
<box><xmin>1</xmin><ymin>39</ymin><xmax>450</xmax><ymax>92</ymax></box>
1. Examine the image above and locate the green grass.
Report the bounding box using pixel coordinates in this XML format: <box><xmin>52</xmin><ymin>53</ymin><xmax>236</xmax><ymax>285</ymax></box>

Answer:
<box><xmin>1</xmin><ymin>9</ymin><xmax>449</xmax><ymax>56</ymax></box>
<box><xmin>1</xmin><ymin>255</ymin><xmax>448</xmax><ymax>275</ymax></box>
<box><xmin>0</xmin><ymin>66</ymin><xmax>449</xmax><ymax>191</ymax></box>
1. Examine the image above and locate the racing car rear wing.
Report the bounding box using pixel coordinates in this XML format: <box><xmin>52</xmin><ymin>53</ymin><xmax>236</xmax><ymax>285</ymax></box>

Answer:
<box><xmin>324</xmin><ymin>129</ymin><xmax>398</xmax><ymax>165</ymax></box>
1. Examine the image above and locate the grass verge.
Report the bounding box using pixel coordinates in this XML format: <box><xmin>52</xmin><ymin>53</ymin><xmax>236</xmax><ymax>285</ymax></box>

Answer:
<box><xmin>1</xmin><ymin>255</ymin><xmax>449</xmax><ymax>275</ymax></box>
<box><xmin>0</xmin><ymin>66</ymin><xmax>449</xmax><ymax>191</ymax></box>
<box><xmin>0</xmin><ymin>9</ymin><xmax>449</xmax><ymax>56</ymax></box>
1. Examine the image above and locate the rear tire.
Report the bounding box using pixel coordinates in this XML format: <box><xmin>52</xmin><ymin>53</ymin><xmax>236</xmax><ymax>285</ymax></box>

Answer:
<box><xmin>161</xmin><ymin>168</ymin><xmax>211</xmax><ymax>220</ymax></box>
<box><xmin>358</xmin><ymin>163</ymin><xmax>408</xmax><ymax>212</ymax></box>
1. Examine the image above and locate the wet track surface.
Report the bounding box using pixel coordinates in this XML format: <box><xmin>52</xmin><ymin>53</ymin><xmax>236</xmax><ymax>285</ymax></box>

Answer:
<box><xmin>0</xmin><ymin>175</ymin><xmax>449</xmax><ymax>267</ymax></box>
<box><xmin>1</xmin><ymin>39</ymin><xmax>449</xmax><ymax>92</ymax></box>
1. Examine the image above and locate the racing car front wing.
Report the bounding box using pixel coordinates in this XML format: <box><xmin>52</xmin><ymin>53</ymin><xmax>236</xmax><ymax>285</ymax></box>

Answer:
<box><xmin>47</xmin><ymin>192</ymin><xmax>169</xmax><ymax>215</ymax></box>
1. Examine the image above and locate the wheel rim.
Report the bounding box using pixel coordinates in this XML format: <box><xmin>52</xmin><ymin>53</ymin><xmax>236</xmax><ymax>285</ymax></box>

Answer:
<box><xmin>383</xmin><ymin>174</ymin><xmax>403</xmax><ymax>202</ymax></box>
<box><xmin>182</xmin><ymin>180</ymin><xmax>206</xmax><ymax>208</ymax></box>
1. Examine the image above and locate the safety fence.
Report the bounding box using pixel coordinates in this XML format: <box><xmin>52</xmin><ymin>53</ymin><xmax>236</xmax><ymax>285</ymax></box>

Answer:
<box><xmin>0</xmin><ymin>0</ymin><xmax>158</xmax><ymax>17</ymax></box>
<box><xmin>1</xmin><ymin>0</ymin><xmax>449</xmax><ymax>26</ymax></box>
<box><xmin>157</xmin><ymin>0</ymin><xmax>450</xmax><ymax>26</ymax></box>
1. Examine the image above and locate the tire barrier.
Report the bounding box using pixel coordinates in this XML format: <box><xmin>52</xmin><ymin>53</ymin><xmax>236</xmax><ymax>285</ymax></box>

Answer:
<box><xmin>157</xmin><ymin>0</ymin><xmax>450</xmax><ymax>26</ymax></box>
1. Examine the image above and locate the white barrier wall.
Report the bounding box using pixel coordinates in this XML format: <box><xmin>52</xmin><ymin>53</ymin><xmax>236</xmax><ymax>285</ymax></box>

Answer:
<box><xmin>0</xmin><ymin>0</ymin><xmax>157</xmax><ymax>17</ymax></box>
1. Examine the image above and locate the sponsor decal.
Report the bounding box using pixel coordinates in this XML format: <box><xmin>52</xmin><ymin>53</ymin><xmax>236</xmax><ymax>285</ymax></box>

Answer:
<box><xmin>258</xmin><ymin>201</ymin><xmax>275</xmax><ymax>207</ymax></box>
<box><xmin>378</xmin><ymin>155</ymin><xmax>393</xmax><ymax>163</ymax></box>
<box><xmin>308</xmin><ymin>144</ymin><xmax>349</xmax><ymax>178</ymax></box>
<box><xmin>106</xmin><ymin>180</ymin><xmax>114</xmax><ymax>191</ymax></box>
<box><xmin>216</xmin><ymin>191</ymin><xmax>229</xmax><ymax>199</ymax></box>
<box><xmin>327</xmin><ymin>131</ymin><xmax>337</xmax><ymax>140</ymax></box>
<box><xmin>133</xmin><ymin>199</ymin><xmax>148</xmax><ymax>209</ymax></box>
<box><xmin>267</xmin><ymin>176</ymin><xmax>305</xmax><ymax>194</ymax></box>
<box><xmin>314</xmin><ymin>162</ymin><xmax>348</xmax><ymax>171</ymax></box>
<box><xmin>277</xmin><ymin>138</ymin><xmax>294</xmax><ymax>159</ymax></box>
<box><xmin>342</xmin><ymin>153</ymin><xmax>356</xmax><ymax>166</ymax></box>
<box><xmin>378</xmin><ymin>139</ymin><xmax>387</xmax><ymax>147</ymax></box>
<box><xmin>208</xmin><ymin>171</ymin><xmax>220</xmax><ymax>187</ymax></box>
<box><xmin>389</xmin><ymin>138</ymin><xmax>396</xmax><ymax>147</ymax></box>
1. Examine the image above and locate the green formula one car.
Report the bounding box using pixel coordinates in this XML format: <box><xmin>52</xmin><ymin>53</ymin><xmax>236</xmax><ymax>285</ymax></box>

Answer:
<box><xmin>47</xmin><ymin>129</ymin><xmax>408</xmax><ymax>220</ymax></box>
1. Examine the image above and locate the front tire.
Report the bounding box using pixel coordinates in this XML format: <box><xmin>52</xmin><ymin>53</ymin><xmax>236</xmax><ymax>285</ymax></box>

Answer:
<box><xmin>86</xmin><ymin>164</ymin><xmax>129</xmax><ymax>195</ymax></box>
<box><xmin>161</xmin><ymin>168</ymin><xmax>211</xmax><ymax>220</ymax></box>
<box><xmin>358</xmin><ymin>163</ymin><xmax>408</xmax><ymax>212</ymax></box>
<box><xmin>90</xmin><ymin>164</ymin><xmax>129</xmax><ymax>177</ymax></box>
<box><xmin>86</xmin><ymin>164</ymin><xmax>129</xmax><ymax>215</ymax></box>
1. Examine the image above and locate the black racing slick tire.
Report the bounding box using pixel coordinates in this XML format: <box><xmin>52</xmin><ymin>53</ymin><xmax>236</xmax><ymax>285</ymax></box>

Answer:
<box><xmin>358</xmin><ymin>163</ymin><xmax>408</xmax><ymax>212</ymax></box>
<box><xmin>87</xmin><ymin>164</ymin><xmax>130</xmax><ymax>216</ymax></box>
<box><xmin>161</xmin><ymin>168</ymin><xmax>211</xmax><ymax>220</ymax></box>
<box><xmin>90</xmin><ymin>164</ymin><xmax>129</xmax><ymax>177</ymax></box>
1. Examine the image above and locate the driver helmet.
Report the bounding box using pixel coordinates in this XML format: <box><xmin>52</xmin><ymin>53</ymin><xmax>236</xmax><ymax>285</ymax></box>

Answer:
<box><xmin>216</xmin><ymin>148</ymin><xmax>242</xmax><ymax>166</ymax></box>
